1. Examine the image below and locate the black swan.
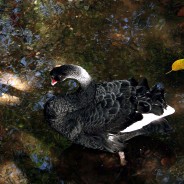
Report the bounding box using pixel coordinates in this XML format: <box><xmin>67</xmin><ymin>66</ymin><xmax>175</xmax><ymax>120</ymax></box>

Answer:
<box><xmin>44</xmin><ymin>64</ymin><xmax>175</xmax><ymax>153</ymax></box>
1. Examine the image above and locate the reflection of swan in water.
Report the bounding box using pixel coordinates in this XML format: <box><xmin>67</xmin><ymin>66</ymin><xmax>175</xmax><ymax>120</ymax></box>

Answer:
<box><xmin>45</xmin><ymin>64</ymin><xmax>175</xmax><ymax>153</ymax></box>
<box><xmin>56</xmin><ymin>137</ymin><xmax>176</xmax><ymax>184</ymax></box>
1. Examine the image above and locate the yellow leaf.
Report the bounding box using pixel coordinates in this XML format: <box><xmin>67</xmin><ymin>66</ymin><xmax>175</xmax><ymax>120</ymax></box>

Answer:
<box><xmin>166</xmin><ymin>59</ymin><xmax>184</xmax><ymax>74</ymax></box>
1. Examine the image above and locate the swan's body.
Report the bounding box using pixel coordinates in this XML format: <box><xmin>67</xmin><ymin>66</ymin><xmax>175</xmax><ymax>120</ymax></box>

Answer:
<box><xmin>44</xmin><ymin>64</ymin><xmax>175</xmax><ymax>152</ymax></box>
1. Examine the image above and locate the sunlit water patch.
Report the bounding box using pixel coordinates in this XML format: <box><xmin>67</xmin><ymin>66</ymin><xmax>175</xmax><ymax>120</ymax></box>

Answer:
<box><xmin>0</xmin><ymin>161</ymin><xmax>28</xmax><ymax>184</ymax></box>
<box><xmin>0</xmin><ymin>93</ymin><xmax>20</xmax><ymax>105</ymax></box>
<box><xmin>0</xmin><ymin>73</ymin><xmax>30</xmax><ymax>91</ymax></box>
<box><xmin>0</xmin><ymin>72</ymin><xmax>30</xmax><ymax>105</ymax></box>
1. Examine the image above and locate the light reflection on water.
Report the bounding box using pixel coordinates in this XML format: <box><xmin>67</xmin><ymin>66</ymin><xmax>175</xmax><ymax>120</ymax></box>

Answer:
<box><xmin>0</xmin><ymin>161</ymin><xmax>28</xmax><ymax>184</ymax></box>
<box><xmin>0</xmin><ymin>0</ymin><xmax>184</xmax><ymax>183</ymax></box>
<box><xmin>0</xmin><ymin>73</ymin><xmax>30</xmax><ymax>91</ymax></box>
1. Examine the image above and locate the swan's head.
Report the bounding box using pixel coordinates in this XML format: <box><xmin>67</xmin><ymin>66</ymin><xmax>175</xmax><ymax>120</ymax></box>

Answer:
<box><xmin>50</xmin><ymin>64</ymin><xmax>92</xmax><ymax>89</ymax></box>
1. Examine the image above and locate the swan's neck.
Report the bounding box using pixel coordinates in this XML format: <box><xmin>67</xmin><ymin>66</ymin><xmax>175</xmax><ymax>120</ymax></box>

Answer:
<box><xmin>65</xmin><ymin>66</ymin><xmax>95</xmax><ymax>106</ymax></box>
<box><xmin>66</xmin><ymin>80</ymin><xmax>96</xmax><ymax>108</ymax></box>
<box><xmin>73</xmin><ymin>66</ymin><xmax>92</xmax><ymax>89</ymax></box>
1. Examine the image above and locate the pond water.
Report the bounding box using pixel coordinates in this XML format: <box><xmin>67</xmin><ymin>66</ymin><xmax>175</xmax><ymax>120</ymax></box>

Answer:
<box><xmin>0</xmin><ymin>0</ymin><xmax>184</xmax><ymax>183</ymax></box>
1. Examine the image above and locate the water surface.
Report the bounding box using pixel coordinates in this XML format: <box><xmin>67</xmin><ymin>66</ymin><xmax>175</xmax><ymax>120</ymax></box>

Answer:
<box><xmin>0</xmin><ymin>0</ymin><xmax>184</xmax><ymax>183</ymax></box>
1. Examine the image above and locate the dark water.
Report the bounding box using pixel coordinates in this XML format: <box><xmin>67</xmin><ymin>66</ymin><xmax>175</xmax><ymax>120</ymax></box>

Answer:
<box><xmin>0</xmin><ymin>0</ymin><xmax>184</xmax><ymax>183</ymax></box>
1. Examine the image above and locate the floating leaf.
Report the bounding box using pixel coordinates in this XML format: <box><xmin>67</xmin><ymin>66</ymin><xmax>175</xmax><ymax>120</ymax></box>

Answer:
<box><xmin>166</xmin><ymin>59</ymin><xmax>184</xmax><ymax>74</ymax></box>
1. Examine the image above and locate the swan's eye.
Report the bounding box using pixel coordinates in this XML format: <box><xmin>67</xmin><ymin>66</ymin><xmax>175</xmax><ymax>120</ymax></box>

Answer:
<box><xmin>54</xmin><ymin>76</ymin><xmax>61</xmax><ymax>81</ymax></box>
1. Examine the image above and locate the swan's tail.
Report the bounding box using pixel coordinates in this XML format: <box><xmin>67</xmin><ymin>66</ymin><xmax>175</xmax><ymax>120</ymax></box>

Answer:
<box><xmin>106</xmin><ymin>117</ymin><xmax>173</xmax><ymax>152</ymax></box>
<box><xmin>130</xmin><ymin>78</ymin><xmax>167</xmax><ymax>115</ymax></box>
<box><xmin>121</xmin><ymin>78</ymin><xmax>175</xmax><ymax>133</ymax></box>
<box><xmin>105</xmin><ymin>78</ymin><xmax>175</xmax><ymax>152</ymax></box>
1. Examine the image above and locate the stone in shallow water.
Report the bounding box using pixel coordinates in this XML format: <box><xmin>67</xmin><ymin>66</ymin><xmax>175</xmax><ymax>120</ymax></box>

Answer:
<box><xmin>20</xmin><ymin>57</ymin><xmax>27</xmax><ymax>67</ymax></box>
<box><xmin>30</xmin><ymin>153</ymin><xmax>52</xmax><ymax>171</ymax></box>
<box><xmin>35</xmin><ymin>71</ymin><xmax>42</xmax><ymax>77</ymax></box>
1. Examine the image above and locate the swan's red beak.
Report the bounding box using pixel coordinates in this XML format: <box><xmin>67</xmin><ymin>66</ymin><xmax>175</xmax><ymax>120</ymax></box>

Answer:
<box><xmin>51</xmin><ymin>79</ymin><xmax>58</xmax><ymax>86</ymax></box>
